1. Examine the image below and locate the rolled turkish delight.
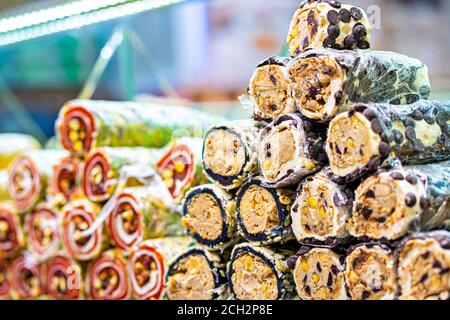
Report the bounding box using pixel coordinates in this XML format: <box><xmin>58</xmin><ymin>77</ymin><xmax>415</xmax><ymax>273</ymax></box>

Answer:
<box><xmin>248</xmin><ymin>56</ymin><xmax>296</xmax><ymax>121</ymax></box>
<box><xmin>0</xmin><ymin>203</ymin><xmax>24</xmax><ymax>259</ymax></box>
<box><xmin>10</xmin><ymin>253</ymin><xmax>44</xmax><ymax>299</ymax></box>
<box><xmin>396</xmin><ymin>231</ymin><xmax>450</xmax><ymax>300</ymax></box>
<box><xmin>258</xmin><ymin>114</ymin><xmax>327</xmax><ymax>187</ymax></box>
<box><xmin>287</xmin><ymin>0</ymin><xmax>372</xmax><ymax>56</ymax></box>
<box><xmin>348</xmin><ymin>162</ymin><xmax>450</xmax><ymax>241</ymax></box>
<box><xmin>182</xmin><ymin>184</ymin><xmax>237</xmax><ymax>250</ymax></box>
<box><xmin>344</xmin><ymin>243</ymin><xmax>396</xmax><ymax>300</ymax></box>
<box><xmin>49</xmin><ymin>156</ymin><xmax>81</xmax><ymax>204</ymax></box>
<box><xmin>203</xmin><ymin>120</ymin><xmax>259</xmax><ymax>190</ymax></box>
<box><xmin>291</xmin><ymin>170</ymin><xmax>353</xmax><ymax>247</ymax></box>
<box><xmin>289</xmin><ymin>49</ymin><xmax>431</xmax><ymax>122</ymax></box>
<box><xmin>291</xmin><ymin>246</ymin><xmax>347</xmax><ymax>300</ymax></box>
<box><xmin>236</xmin><ymin>177</ymin><xmax>294</xmax><ymax>245</ymax></box>
<box><xmin>0</xmin><ymin>259</ymin><xmax>10</xmax><ymax>299</ymax></box>
<box><xmin>228</xmin><ymin>243</ymin><xmax>295</xmax><ymax>300</ymax></box>
<box><xmin>165</xmin><ymin>246</ymin><xmax>228</xmax><ymax>300</ymax></box>
<box><xmin>326</xmin><ymin>101</ymin><xmax>449</xmax><ymax>182</ymax></box>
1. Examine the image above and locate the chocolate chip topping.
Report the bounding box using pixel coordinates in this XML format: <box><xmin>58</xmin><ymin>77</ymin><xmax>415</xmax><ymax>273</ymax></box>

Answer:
<box><xmin>353</xmin><ymin>23</ymin><xmax>367</xmax><ymax>41</ymax></box>
<box><xmin>412</xmin><ymin>109</ymin><xmax>424</xmax><ymax>121</ymax></box>
<box><xmin>323</xmin><ymin>37</ymin><xmax>336</xmax><ymax>48</ymax></box>
<box><xmin>327</xmin><ymin>24</ymin><xmax>340</xmax><ymax>39</ymax></box>
<box><xmin>390</xmin><ymin>172</ymin><xmax>404</xmax><ymax>180</ymax></box>
<box><xmin>405</xmin><ymin>174</ymin><xmax>418</xmax><ymax>185</ymax></box>
<box><xmin>327</xmin><ymin>10</ymin><xmax>340</xmax><ymax>24</ymax></box>
<box><xmin>363</xmin><ymin>108</ymin><xmax>376</xmax><ymax>120</ymax></box>
<box><xmin>344</xmin><ymin>34</ymin><xmax>357</xmax><ymax>49</ymax></box>
<box><xmin>405</xmin><ymin>193</ymin><xmax>417</xmax><ymax>207</ymax></box>
<box><xmin>339</xmin><ymin>8</ymin><xmax>351</xmax><ymax>23</ymax></box>
<box><xmin>365</xmin><ymin>190</ymin><xmax>375</xmax><ymax>199</ymax></box>
<box><xmin>379</xmin><ymin>142</ymin><xmax>391</xmax><ymax>157</ymax></box>
<box><xmin>350</xmin><ymin>7</ymin><xmax>363</xmax><ymax>20</ymax></box>
<box><xmin>357</xmin><ymin>41</ymin><xmax>370</xmax><ymax>49</ymax></box>
<box><xmin>370</xmin><ymin>118</ymin><xmax>382</xmax><ymax>134</ymax></box>
<box><xmin>361</xmin><ymin>206</ymin><xmax>373</xmax><ymax>220</ymax></box>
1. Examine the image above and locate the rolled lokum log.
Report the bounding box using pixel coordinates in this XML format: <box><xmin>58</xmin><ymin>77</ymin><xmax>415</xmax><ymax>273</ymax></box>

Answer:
<box><xmin>0</xmin><ymin>133</ymin><xmax>41</xmax><ymax>170</ymax></box>
<box><xmin>108</xmin><ymin>186</ymin><xmax>182</xmax><ymax>252</ymax></box>
<box><xmin>326</xmin><ymin>101</ymin><xmax>449</xmax><ymax>182</ymax></box>
<box><xmin>156</xmin><ymin>137</ymin><xmax>208</xmax><ymax>203</ymax></box>
<box><xmin>182</xmin><ymin>184</ymin><xmax>237</xmax><ymax>250</ymax></box>
<box><xmin>289</xmin><ymin>49</ymin><xmax>431</xmax><ymax>122</ymax></box>
<box><xmin>236</xmin><ymin>177</ymin><xmax>294</xmax><ymax>245</ymax></box>
<box><xmin>86</xmin><ymin>250</ymin><xmax>130</xmax><ymax>300</ymax></box>
<box><xmin>291</xmin><ymin>170</ymin><xmax>353</xmax><ymax>247</ymax></box>
<box><xmin>0</xmin><ymin>170</ymin><xmax>10</xmax><ymax>201</ymax></box>
<box><xmin>128</xmin><ymin>237</ymin><xmax>190</xmax><ymax>300</ymax></box>
<box><xmin>287</xmin><ymin>0</ymin><xmax>372</xmax><ymax>56</ymax></box>
<box><xmin>344</xmin><ymin>243</ymin><xmax>396</xmax><ymax>300</ymax></box>
<box><xmin>24</xmin><ymin>204</ymin><xmax>60</xmax><ymax>262</ymax></box>
<box><xmin>228</xmin><ymin>243</ymin><xmax>295</xmax><ymax>300</ymax></box>
<box><xmin>396</xmin><ymin>231</ymin><xmax>450</xmax><ymax>300</ymax></box>
<box><xmin>10</xmin><ymin>253</ymin><xmax>44</xmax><ymax>299</ymax></box>
<box><xmin>203</xmin><ymin>120</ymin><xmax>259</xmax><ymax>190</ymax></box>
<box><xmin>348</xmin><ymin>162</ymin><xmax>450</xmax><ymax>241</ymax></box>
<box><xmin>44</xmin><ymin>252</ymin><xmax>83</xmax><ymax>300</ymax></box>
<box><xmin>49</xmin><ymin>157</ymin><xmax>81</xmax><ymax>204</ymax></box>
<box><xmin>291</xmin><ymin>246</ymin><xmax>347</xmax><ymax>300</ymax></box>
<box><xmin>61</xmin><ymin>200</ymin><xmax>104</xmax><ymax>261</ymax></box>
<box><xmin>0</xmin><ymin>259</ymin><xmax>10</xmax><ymax>299</ymax></box>
<box><xmin>258</xmin><ymin>114</ymin><xmax>327</xmax><ymax>187</ymax></box>
<box><xmin>166</xmin><ymin>246</ymin><xmax>228</xmax><ymax>300</ymax></box>
<box><xmin>82</xmin><ymin>147</ymin><xmax>159</xmax><ymax>203</ymax></box>
<box><xmin>0</xmin><ymin>203</ymin><xmax>24</xmax><ymax>259</ymax></box>
<box><xmin>8</xmin><ymin>150</ymin><xmax>68</xmax><ymax>212</ymax></box>
<box><xmin>248</xmin><ymin>56</ymin><xmax>296</xmax><ymax>121</ymax></box>
<box><xmin>56</xmin><ymin>99</ymin><xmax>222</xmax><ymax>158</ymax></box>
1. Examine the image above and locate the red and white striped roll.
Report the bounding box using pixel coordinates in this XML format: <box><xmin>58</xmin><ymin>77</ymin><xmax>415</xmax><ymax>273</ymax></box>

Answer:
<box><xmin>10</xmin><ymin>253</ymin><xmax>44</xmax><ymax>299</ymax></box>
<box><xmin>45</xmin><ymin>252</ymin><xmax>83</xmax><ymax>300</ymax></box>
<box><xmin>128</xmin><ymin>238</ymin><xmax>190</xmax><ymax>300</ymax></box>
<box><xmin>24</xmin><ymin>204</ymin><xmax>60</xmax><ymax>262</ymax></box>
<box><xmin>61</xmin><ymin>200</ymin><xmax>103</xmax><ymax>261</ymax></box>
<box><xmin>0</xmin><ymin>203</ymin><xmax>23</xmax><ymax>259</ymax></box>
<box><xmin>86</xmin><ymin>250</ymin><xmax>130</xmax><ymax>300</ymax></box>
<box><xmin>0</xmin><ymin>259</ymin><xmax>10</xmax><ymax>299</ymax></box>
<box><xmin>49</xmin><ymin>157</ymin><xmax>81</xmax><ymax>203</ymax></box>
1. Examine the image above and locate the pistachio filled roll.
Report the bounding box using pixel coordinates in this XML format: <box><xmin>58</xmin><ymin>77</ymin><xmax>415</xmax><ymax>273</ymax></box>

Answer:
<box><xmin>10</xmin><ymin>253</ymin><xmax>44</xmax><ymax>299</ymax></box>
<box><xmin>289</xmin><ymin>49</ymin><xmax>431</xmax><ymax>122</ymax></box>
<box><xmin>326</xmin><ymin>101</ymin><xmax>450</xmax><ymax>182</ymax></box>
<box><xmin>166</xmin><ymin>246</ymin><xmax>228</xmax><ymax>300</ymax></box>
<box><xmin>348</xmin><ymin>162</ymin><xmax>450</xmax><ymax>241</ymax></box>
<box><xmin>82</xmin><ymin>147</ymin><xmax>159</xmax><ymax>203</ymax></box>
<box><xmin>24</xmin><ymin>204</ymin><xmax>60</xmax><ymax>262</ymax></box>
<box><xmin>128</xmin><ymin>237</ymin><xmax>190</xmax><ymax>300</ymax></box>
<box><xmin>57</xmin><ymin>99</ymin><xmax>222</xmax><ymax>158</ymax></box>
<box><xmin>258</xmin><ymin>114</ymin><xmax>327</xmax><ymax>187</ymax></box>
<box><xmin>45</xmin><ymin>252</ymin><xmax>83</xmax><ymax>300</ymax></box>
<box><xmin>287</xmin><ymin>0</ymin><xmax>371</xmax><ymax>56</ymax></box>
<box><xmin>86</xmin><ymin>250</ymin><xmax>130</xmax><ymax>300</ymax></box>
<box><xmin>248</xmin><ymin>56</ymin><xmax>296</xmax><ymax>121</ymax></box>
<box><xmin>292</xmin><ymin>246</ymin><xmax>347</xmax><ymax>300</ymax></box>
<box><xmin>396</xmin><ymin>231</ymin><xmax>450</xmax><ymax>300</ymax></box>
<box><xmin>8</xmin><ymin>150</ymin><xmax>68</xmax><ymax>212</ymax></box>
<box><xmin>344</xmin><ymin>243</ymin><xmax>396</xmax><ymax>300</ymax></box>
<box><xmin>49</xmin><ymin>157</ymin><xmax>81</xmax><ymax>203</ymax></box>
<box><xmin>0</xmin><ymin>203</ymin><xmax>24</xmax><ymax>259</ymax></box>
<box><xmin>291</xmin><ymin>170</ymin><xmax>353</xmax><ymax>247</ymax></box>
<box><xmin>156</xmin><ymin>137</ymin><xmax>207</xmax><ymax>203</ymax></box>
<box><xmin>203</xmin><ymin>120</ymin><xmax>259</xmax><ymax>190</ymax></box>
<box><xmin>228</xmin><ymin>243</ymin><xmax>295</xmax><ymax>300</ymax></box>
<box><xmin>0</xmin><ymin>259</ymin><xmax>10</xmax><ymax>299</ymax></box>
<box><xmin>236</xmin><ymin>177</ymin><xmax>294</xmax><ymax>245</ymax></box>
<box><xmin>0</xmin><ymin>133</ymin><xmax>40</xmax><ymax>170</ymax></box>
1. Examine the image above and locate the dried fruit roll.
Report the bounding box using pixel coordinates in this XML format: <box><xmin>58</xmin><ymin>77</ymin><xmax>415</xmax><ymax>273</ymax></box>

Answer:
<box><xmin>258</xmin><ymin>114</ymin><xmax>327</xmax><ymax>187</ymax></box>
<box><xmin>49</xmin><ymin>156</ymin><xmax>81</xmax><ymax>204</ymax></box>
<box><xmin>61</xmin><ymin>200</ymin><xmax>104</xmax><ymax>261</ymax></box>
<box><xmin>344</xmin><ymin>243</ymin><xmax>396</xmax><ymax>300</ymax></box>
<box><xmin>0</xmin><ymin>170</ymin><xmax>9</xmax><ymax>201</ymax></box>
<box><xmin>248</xmin><ymin>56</ymin><xmax>296</xmax><ymax>121</ymax></box>
<box><xmin>0</xmin><ymin>133</ymin><xmax>41</xmax><ymax>170</ymax></box>
<box><xmin>24</xmin><ymin>204</ymin><xmax>60</xmax><ymax>262</ymax></box>
<box><xmin>182</xmin><ymin>184</ymin><xmax>237</xmax><ymax>250</ymax></box>
<box><xmin>166</xmin><ymin>246</ymin><xmax>228</xmax><ymax>300</ymax></box>
<box><xmin>0</xmin><ymin>203</ymin><xmax>24</xmax><ymax>259</ymax></box>
<box><xmin>203</xmin><ymin>120</ymin><xmax>259</xmax><ymax>190</ymax></box>
<box><xmin>128</xmin><ymin>237</ymin><xmax>191</xmax><ymax>300</ymax></box>
<box><xmin>83</xmin><ymin>147</ymin><xmax>160</xmax><ymax>203</ymax></box>
<box><xmin>156</xmin><ymin>137</ymin><xmax>207</xmax><ymax>203</ymax></box>
<box><xmin>326</xmin><ymin>101</ymin><xmax>450</xmax><ymax>182</ymax></box>
<box><xmin>348</xmin><ymin>162</ymin><xmax>450</xmax><ymax>241</ymax></box>
<box><xmin>0</xmin><ymin>259</ymin><xmax>10</xmax><ymax>299</ymax></box>
<box><xmin>8</xmin><ymin>150</ymin><xmax>68</xmax><ymax>212</ymax></box>
<box><xmin>56</xmin><ymin>99</ymin><xmax>222</xmax><ymax>158</ymax></box>
<box><xmin>10</xmin><ymin>253</ymin><xmax>45</xmax><ymax>299</ymax></box>
<box><xmin>287</xmin><ymin>0</ymin><xmax>372</xmax><ymax>56</ymax></box>
<box><xmin>236</xmin><ymin>177</ymin><xmax>294</xmax><ymax>245</ymax></box>
<box><xmin>289</xmin><ymin>49</ymin><xmax>431</xmax><ymax>122</ymax></box>
<box><xmin>396</xmin><ymin>231</ymin><xmax>450</xmax><ymax>300</ymax></box>
<box><xmin>228</xmin><ymin>243</ymin><xmax>295</xmax><ymax>300</ymax></box>
<box><xmin>86</xmin><ymin>250</ymin><xmax>130</xmax><ymax>300</ymax></box>
<box><xmin>108</xmin><ymin>186</ymin><xmax>182</xmax><ymax>252</ymax></box>
<box><xmin>290</xmin><ymin>170</ymin><xmax>353</xmax><ymax>247</ymax></box>
<box><xmin>44</xmin><ymin>252</ymin><xmax>83</xmax><ymax>300</ymax></box>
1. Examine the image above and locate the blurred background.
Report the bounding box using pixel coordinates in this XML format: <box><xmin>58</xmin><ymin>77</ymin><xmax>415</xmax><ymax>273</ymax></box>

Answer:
<box><xmin>0</xmin><ymin>0</ymin><xmax>449</xmax><ymax>143</ymax></box>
